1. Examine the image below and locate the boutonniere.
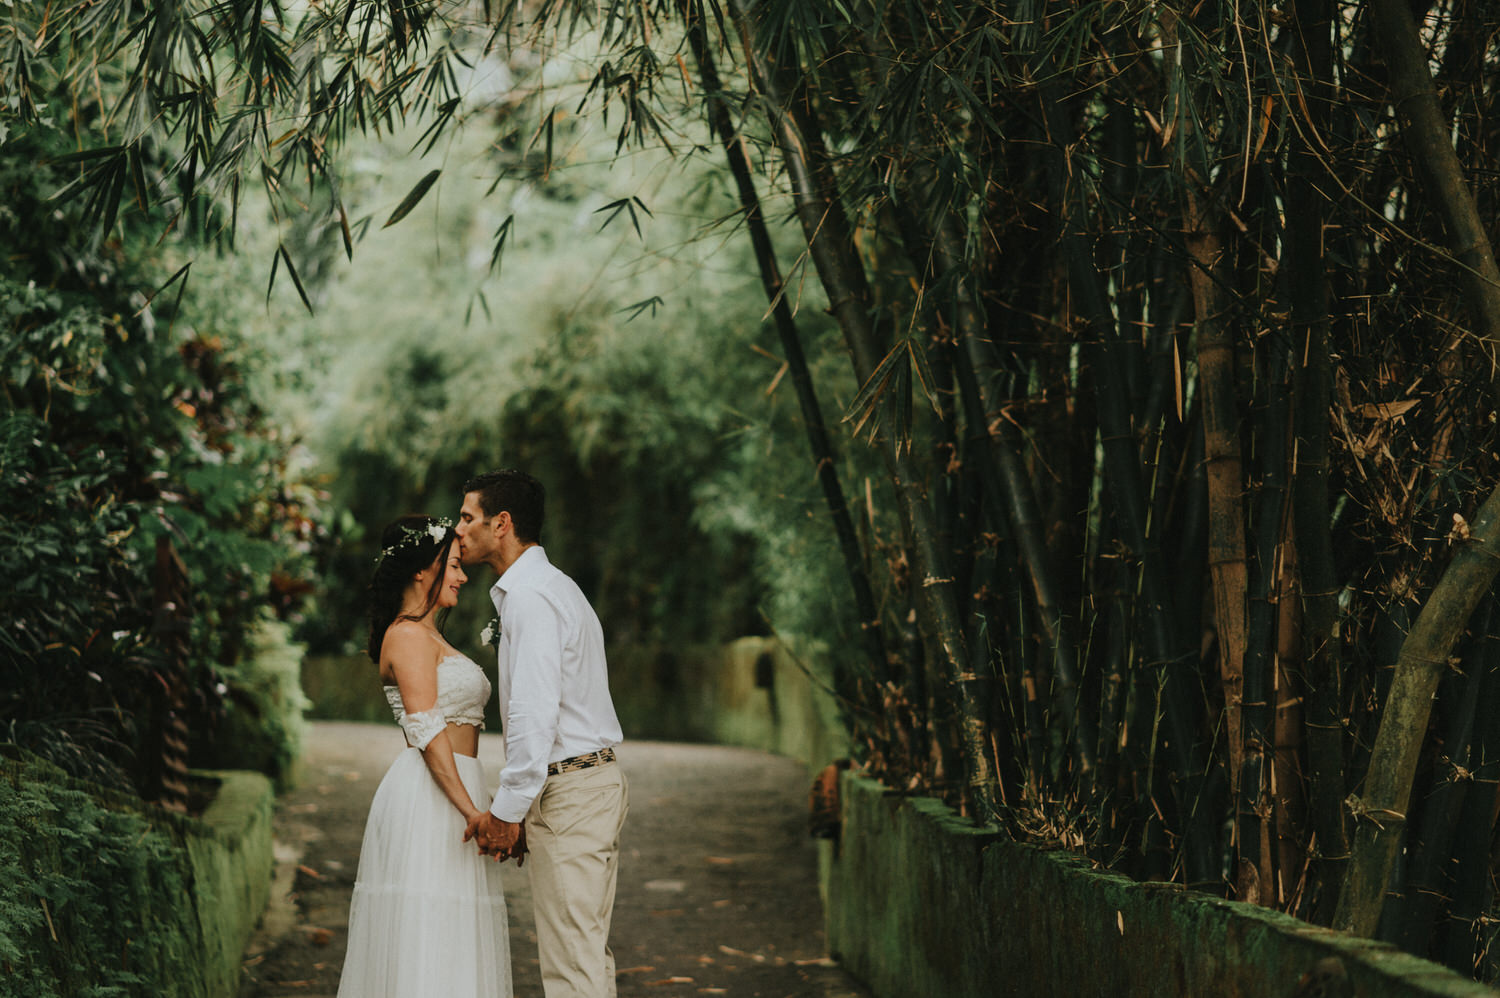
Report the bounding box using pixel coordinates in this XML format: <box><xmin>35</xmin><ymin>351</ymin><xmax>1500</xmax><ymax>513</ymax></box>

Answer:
<box><xmin>480</xmin><ymin>615</ymin><xmax>502</xmax><ymax>647</ymax></box>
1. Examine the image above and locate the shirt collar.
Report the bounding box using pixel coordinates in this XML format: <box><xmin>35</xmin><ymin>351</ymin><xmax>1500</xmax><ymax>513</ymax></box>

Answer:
<box><xmin>490</xmin><ymin>544</ymin><xmax>548</xmax><ymax>602</ymax></box>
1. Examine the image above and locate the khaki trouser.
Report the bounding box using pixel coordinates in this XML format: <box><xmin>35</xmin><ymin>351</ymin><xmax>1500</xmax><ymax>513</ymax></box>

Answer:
<box><xmin>525</xmin><ymin>760</ymin><xmax>629</xmax><ymax>998</ymax></box>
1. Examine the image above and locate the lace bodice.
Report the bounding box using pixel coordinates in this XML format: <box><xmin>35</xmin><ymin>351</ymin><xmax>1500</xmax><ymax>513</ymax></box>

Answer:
<box><xmin>385</xmin><ymin>653</ymin><xmax>491</xmax><ymax>732</ymax></box>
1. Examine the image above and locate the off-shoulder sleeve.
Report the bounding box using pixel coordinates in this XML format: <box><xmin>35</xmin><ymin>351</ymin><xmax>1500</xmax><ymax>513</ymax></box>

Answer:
<box><xmin>399</xmin><ymin>707</ymin><xmax>447</xmax><ymax>750</ymax></box>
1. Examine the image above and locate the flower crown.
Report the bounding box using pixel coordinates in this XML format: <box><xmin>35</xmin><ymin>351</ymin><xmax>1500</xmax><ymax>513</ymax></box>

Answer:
<box><xmin>374</xmin><ymin>519</ymin><xmax>453</xmax><ymax>565</ymax></box>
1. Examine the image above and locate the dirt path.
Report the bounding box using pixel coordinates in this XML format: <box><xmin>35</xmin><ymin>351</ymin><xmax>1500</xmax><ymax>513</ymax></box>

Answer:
<box><xmin>238</xmin><ymin>721</ymin><xmax>869</xmax><ymax>998</ymax></box>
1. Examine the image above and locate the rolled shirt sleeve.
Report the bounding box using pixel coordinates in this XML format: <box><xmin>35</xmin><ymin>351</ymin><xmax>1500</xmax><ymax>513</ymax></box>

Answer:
<box><xmin>490</xmin><ymin>587</ymin><xmax>565</xmax><ymax>821</ymax></box>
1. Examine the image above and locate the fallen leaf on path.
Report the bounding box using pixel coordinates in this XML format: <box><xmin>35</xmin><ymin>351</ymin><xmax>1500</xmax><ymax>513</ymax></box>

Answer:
<box><xmin>616</xmin><ymin>966</ymin><xmax>656</xmax><ymax>976</ymax></box>
<box><xmin>705</xmin><ymin>856</ymin><xmax>734</xmax><ymax>865</ymax></box>
<box><xmin>651</xmin><ymin>908</ymin><xmax>685</xmax><ymax>917</ymax></box>
<box><xmin>718</xmin><ymin>945</ymin><xmax>750</xmax><ymax>958</ymax></box>
<box><xmin>711</xmin><ymin>899</ymin><xmax>731</xmax><ymax>908</ymax></box>
<box><xmin>297</xmin><ymin>865</ymin><xmax>323</xmax><ymax>879</ymax></box>
<box><xmin>647</xmin><ymin>977</ymin><xmax>694</xmax><ymax>986</ymax></box>
<box><xmin>644</xmin><ymin>879</ymin><xmax>687</xmax><ymax>892</ymax></box>
<box><xmin>298</xmin><ymin>926</ymin><xmax>332</xmax><ymax>945</ymax></box>
<box><xmin>795</xmin><ymin>957</ymin><xmax>838</xmax><ymax>967</ymax></box>
<box><xmin>698</xmin><ymin>990</ymin><xmax>728</xmax><ymax>995</ymax></box>
<box><xmin>695</xmin><ymin>955</ymin><xmax>715</xmax><ymax>965</ymax></box>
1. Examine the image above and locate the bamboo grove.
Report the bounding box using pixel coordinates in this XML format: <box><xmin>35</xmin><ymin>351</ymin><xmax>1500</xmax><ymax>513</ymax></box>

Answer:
<box><xmin>6</xmin><ymin>0</ymin><xmax>1500</xmax><ymax>978</ymax></box>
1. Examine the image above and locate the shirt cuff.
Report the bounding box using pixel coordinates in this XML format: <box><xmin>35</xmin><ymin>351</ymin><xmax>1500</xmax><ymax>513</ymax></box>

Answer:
<box><xmin>489</xmin><ymin>787</ymin><xmax>534</xmax><ymax>823</ymax></box>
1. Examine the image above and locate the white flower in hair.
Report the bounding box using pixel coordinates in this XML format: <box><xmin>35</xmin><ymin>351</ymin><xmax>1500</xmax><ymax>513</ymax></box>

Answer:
<box><xmin>373</xmin><ymin>516</ymin><xmax>455</xmax><ymax>564</ymax></box>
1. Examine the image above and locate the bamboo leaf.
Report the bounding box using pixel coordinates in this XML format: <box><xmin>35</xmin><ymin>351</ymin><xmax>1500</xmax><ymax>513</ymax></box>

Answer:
<box><xmin>382</xmin><ymin>169</ymin><xmax>441</xmax><ymax>228</ymax></box>
<box><xmin>905</xmin><ymin>339</ymin><xmax>944</xmax><ymax>418</ymax></box>
<box><xmin>49</xmin><ymin>145</ymin><xmax>125</xmax><ymax>165</ymax></box>
<box><xmin>411</xmin><ymin>97</ymin><xmax>461</xmax><ymax>156</ymax></box>
<box><xmin>619</xmin><ymin>296</ymin><xmax>665</xmax><ymax>321</ymax></box>
<box><xmin>265</xmin><ymin>245</ymin><xmax>281</xmax><ymax>306</ymax></box>
<box><xmin>128</xmin><ymin>147</ymin><xmax>149</xmax><ymax>211</ymax></box>
<box><xmin>336</xmin><ymin>199</ymin><xmax>353</xmax><ymax>261</ymax></box>
<box><xmin>891</xmin><ymin>358</ymin><xmax>912</xmax><ymax>456</ymax></box>
<box><xmin>275</xmin><ymin>244</ymin><xmax>314</xmax><ymax>315</ymax></box>
<box><xmin>488</xmin><ymin>214</ymin><xmax>514</xmax><ymax>275</ymax></box>
<box><xmin>140</xmin><ymin>262</ymin><xmax>193</xmax><ymax>312</ymax></box>
<box><xmin>843</xmin><ymin>343</ymin><xmax>907</xmax><ymax>435</ymax></box>
<box><xmin>594</xmin><ymin>197</ymin><xmax>651</xmax><ymax>239</ymax></box>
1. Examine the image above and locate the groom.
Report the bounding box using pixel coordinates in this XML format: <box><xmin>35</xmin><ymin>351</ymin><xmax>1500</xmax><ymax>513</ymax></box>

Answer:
<box><xmin>457</xmin><ymin>469</ymin><xmax>628</xmax><ymax>998</ymax></box>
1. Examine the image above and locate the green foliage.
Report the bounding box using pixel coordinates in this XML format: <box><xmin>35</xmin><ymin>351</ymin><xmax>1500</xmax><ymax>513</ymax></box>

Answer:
<box><xmin>227</xmin><ymin>88</ymin><xmax>873</xmax><ymax>683</ymax></box>
<box><xmin>190</xmin><ymin>619</ymin><xmax>310</xmax><ymax>791</ymax></box>
<box><xmin>0</xmin><ymin>753</ymin><xmax>200</xmax><ymax>998</ymax></box>
<box><xmin>0</xmin><ymin>50</ymin><xmax>324</xmax><ymax>794</ymax></box>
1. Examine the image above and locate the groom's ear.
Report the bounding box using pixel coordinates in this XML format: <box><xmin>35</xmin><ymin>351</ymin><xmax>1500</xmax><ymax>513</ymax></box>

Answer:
<box><xmin>493</xmin><ymin>510</ymin><xmax>512</xmax><ymax>539</ymax></box>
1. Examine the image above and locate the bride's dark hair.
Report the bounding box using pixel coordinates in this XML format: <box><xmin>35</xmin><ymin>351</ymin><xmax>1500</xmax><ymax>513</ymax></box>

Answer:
<box><xmin>366</xmin><ymin>514</ymin><xmax>457</xmax><ymax>663</ymax></box>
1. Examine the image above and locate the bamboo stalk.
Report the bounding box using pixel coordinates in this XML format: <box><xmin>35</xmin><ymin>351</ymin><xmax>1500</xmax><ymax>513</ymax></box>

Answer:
<box><xmin>1335</xmin><ymin>0</ymin><xmax>1500</xmax><ymax>936</ymax></box>
<box><xmin>927</xmin><ymin>219</ymin><xmax>1097</xmax><ymax>780</ymax></box>
<box><xmin>1287</xmin><ymin>0</ymin><xmax>1348</xmax><ymax>923</ymax></box>
<box><xmin>1183</xmin><ymin>187</ymin><xmax>1250</xmax><ymax>795</ymax></box>
<box><xmin>1438</xmin><ymin>604</ymin><xmax>1500</xmax><ymax>973</ymax></box>
<box><xmin>1239</xmin><ymin>331</ymin><xmax>1291</xmax><ymax>905</ymax></box>
<box><xmin>681</xmin><ymin>2</ymin><xmax>887</xmax><ymax>688</ymax></box>
<box><xmin>1389</xmin><ymin>598</ymin><xmax>1490</xmax><ymax>954</ymax></box>
<box><xmin>1367</xmin><ymin>0</ymin><xmax>1500</xmax><ymax>363</ymax></box>
<box><xmin>727</xmin><ymin>0</ymin><xmax>1001</xmax><ymax>823</ymax></box>
<box><xmin>1039</xmin><ymin>79</ymin><xmax>1216</xmax><ymax>883</ymax></box>
<box><xmin>1333</xmin><ymin>485</ymin><xmax>1500</xmax><ymax>935</ymax></box>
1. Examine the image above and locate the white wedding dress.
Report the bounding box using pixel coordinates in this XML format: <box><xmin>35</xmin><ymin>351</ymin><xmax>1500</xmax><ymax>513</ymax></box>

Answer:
<box><xmin>338</xmin><ymin>653</ymin><xmax>512</xmax><ymax>997</ymax></box>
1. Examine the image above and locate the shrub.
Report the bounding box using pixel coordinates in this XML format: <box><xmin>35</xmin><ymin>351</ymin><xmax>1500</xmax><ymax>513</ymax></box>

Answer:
<box><xmin>0</xmin><ymin>752</ymin><xmax>201</xmax><ymax>998</ymax></box>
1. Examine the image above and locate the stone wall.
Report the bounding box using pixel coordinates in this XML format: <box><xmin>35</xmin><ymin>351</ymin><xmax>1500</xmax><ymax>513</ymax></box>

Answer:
<box><xmin>825</xmin><ymin>772</ymin><xmax>1495</xmax><ymax>998</ymax></box>
<box><xmin>699</xmin><ymin>636</ymin><xmax>850</xmax><ymax>770</ymax></box>
<box><xmin>187</xmin><ymin>769</ymin><xmax>276</xmax><ymax>998</ymax></box>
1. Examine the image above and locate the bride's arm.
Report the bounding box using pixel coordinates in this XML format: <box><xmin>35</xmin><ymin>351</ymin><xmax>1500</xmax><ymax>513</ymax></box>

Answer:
<box><xmin>383</xmin><ymin>626</ymin><xmax>483</xmax><ymax>823</ymax></box>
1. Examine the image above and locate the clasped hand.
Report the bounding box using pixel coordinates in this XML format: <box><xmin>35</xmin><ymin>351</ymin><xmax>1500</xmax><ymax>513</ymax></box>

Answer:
<box><xmin>464</xmin><ymin>812</ymin><xmax>528</xmax><ymax>865</ymax></box>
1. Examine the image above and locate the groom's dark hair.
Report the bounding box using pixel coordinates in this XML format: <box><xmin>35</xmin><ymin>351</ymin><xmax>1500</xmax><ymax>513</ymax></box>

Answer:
<box><xmin>463</xmin><ymin>469</ymin><xmax>545</xmax><ymax>543</ymax></box>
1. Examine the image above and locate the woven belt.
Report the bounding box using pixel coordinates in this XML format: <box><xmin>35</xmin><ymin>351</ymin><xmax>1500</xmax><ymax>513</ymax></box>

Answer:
<box><xmin>547</xmin><ymin>747</ymin><xmax>616</xmax><ymax>776</ymax></box>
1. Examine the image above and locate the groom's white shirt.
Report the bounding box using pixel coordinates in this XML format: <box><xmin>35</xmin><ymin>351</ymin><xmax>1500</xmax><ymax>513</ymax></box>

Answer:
<box><xmin>488</xmin><ymin>545</ymin><xmax>623</xmax><ymax>823</ymax></box>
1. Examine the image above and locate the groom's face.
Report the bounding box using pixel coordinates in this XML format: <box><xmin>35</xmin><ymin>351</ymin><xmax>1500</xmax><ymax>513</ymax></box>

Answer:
<box><xmin>456</xmin><ymin>491</ymin><xmax>498</xmax><ymax>564</ymax></box>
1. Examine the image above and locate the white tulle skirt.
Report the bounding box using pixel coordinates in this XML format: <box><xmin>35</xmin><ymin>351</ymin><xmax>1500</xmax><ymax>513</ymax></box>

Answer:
<box><xmin>338</xmin><ymin>747</ymin><xmax>511</xmax><ymax>998</ymax></box>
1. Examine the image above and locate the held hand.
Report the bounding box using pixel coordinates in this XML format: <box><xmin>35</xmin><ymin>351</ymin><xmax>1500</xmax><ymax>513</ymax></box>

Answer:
<box><xmin>464</xmin><ymin>812</ymin><xmax>523</xmax><ymax>862</ymax></box>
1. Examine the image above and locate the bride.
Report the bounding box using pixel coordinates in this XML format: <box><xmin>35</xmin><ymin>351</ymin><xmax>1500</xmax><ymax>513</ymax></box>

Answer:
<box><xmin>338</xmin><ymin>514</ymin><xmax>514</xmax><ymax>997</ymax></box>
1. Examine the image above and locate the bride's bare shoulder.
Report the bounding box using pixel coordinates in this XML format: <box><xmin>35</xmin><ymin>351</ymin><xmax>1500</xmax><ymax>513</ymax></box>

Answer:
<box><xmin>381</xmin><ymin>621</ymin><xmax>438</xmax><ymax>671</ymax></box>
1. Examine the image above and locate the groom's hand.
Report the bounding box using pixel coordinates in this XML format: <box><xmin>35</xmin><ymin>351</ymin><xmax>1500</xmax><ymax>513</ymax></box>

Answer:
<box><xmin>465</xmin><ymin>811</ymin><xmax>523</xmax><ymax>861</ymax></box>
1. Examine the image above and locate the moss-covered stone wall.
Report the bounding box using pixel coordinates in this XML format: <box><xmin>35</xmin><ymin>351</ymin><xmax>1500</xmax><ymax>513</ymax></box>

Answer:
<box><xmin>187</xmin><ymin>769</ymin><xmax>275</xmax><ymax>998</ymax></box>
<box><xmin>826</xmin><ymin>772</ymin><xmax>1495</xmax><ymax>998</ymax></box>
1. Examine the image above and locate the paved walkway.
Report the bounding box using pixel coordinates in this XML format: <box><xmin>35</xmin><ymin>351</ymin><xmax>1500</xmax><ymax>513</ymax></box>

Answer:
<box><xmin>239</xmin><ymin>721</ymin><xmax>869</xmax><ymax>998</ymax></box>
